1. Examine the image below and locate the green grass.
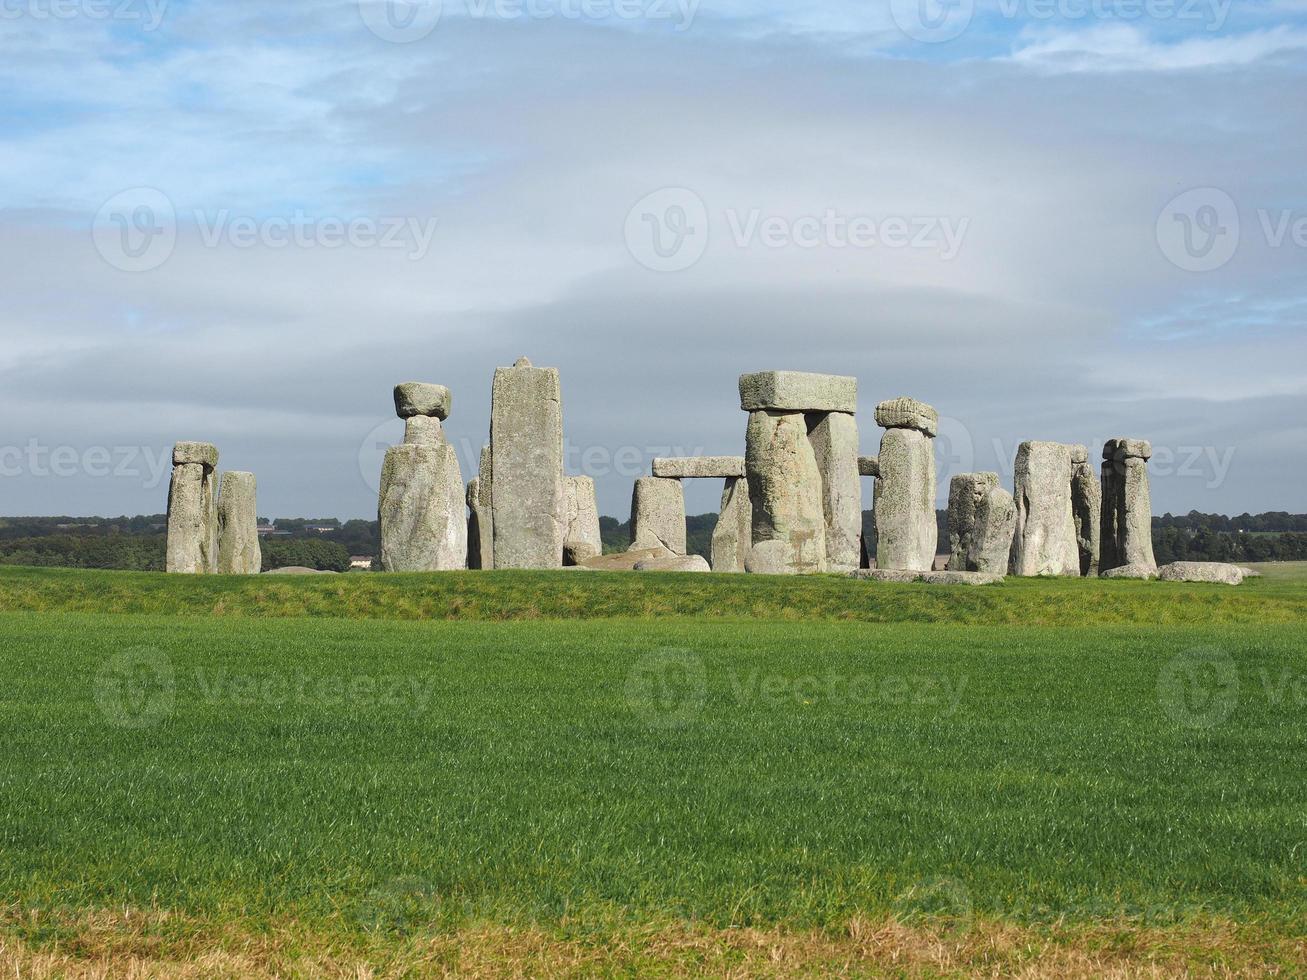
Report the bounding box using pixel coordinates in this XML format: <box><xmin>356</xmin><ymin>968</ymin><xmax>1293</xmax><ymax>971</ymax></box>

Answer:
<box><xmin>0</xmin><ymin>566</ymin><xmax>1304</xmax><ymax>974</ymax></box>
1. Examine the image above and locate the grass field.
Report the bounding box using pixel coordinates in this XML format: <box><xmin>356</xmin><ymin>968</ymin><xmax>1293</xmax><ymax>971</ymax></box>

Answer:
<box><xmin>1</xmin><ymin>565</ymin><xmax>1304</xmax><ymax>976</ymax></box>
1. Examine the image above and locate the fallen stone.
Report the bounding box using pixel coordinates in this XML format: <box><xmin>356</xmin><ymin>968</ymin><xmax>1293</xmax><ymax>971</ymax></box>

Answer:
<box><xmin>873</xmin><ymin>397</ymin><xmax>939</xmax><ymax>437</ymax></box>
<box><xmin>858</xmin><ymin>456</ymin><xmax>879</xmax><ymax>477</ymax></box>
<box><xmin>849</xmin><ymin>569</ymin><xmax>1004</xmax><ymax>585</ymax></box>
<box><xmin>564</xmin><ymin>540</ymin><xmax>600</xmax><ymax>565</ymax></box>
<box><xmin>651</xmin><ymin>456</ymin><xmax>747</xmax><ymax>479</ymax></box>
<box><xmin>578</xmin><ymin>545</ymin><xmax>674</xmax><ymax>571</ymax></box>
<box><xmin>744</xmin><ymin>410</ymin><xmax>826</xmax><ymax>574</ymax></box>
<box><xmin>263</xmin><ymin>566</ymin><xmax>336</xmax><ymax>575</ymax></box>
<box><xmin>873</xmin><ymin>426</ymin><xmax>936</xmax><ymax>571</ymax></box>
<box><xmin>629</xmin><ymin>476</ymin><xmax>686</xmax><ymax>555</ymax></box>
<box><xmin>1157</xmin><ymin>561</ymin><xmax>1246</xmax><ymax>585</ymax></box>
<box><xmin>564</xmin><ymin>475</ymin><xmax>602</xmax><ymax>561</ymax></box>
<box><xmin>404</xmin><ymin>415</ymin><xmax>444</xmax><ymax>446</ymax></box>
<box><xmin>1100</xmin><ymin>562</ymin><xmax>1156</xmax><ymax>580</ymax></box>
<box><xmin>738</xmin><ymin>371</ymin><xmax>857</xmax><ymax>414</ymax></box>
<box><xmin>634</xmin><ymin>554</ymin><xmax>712</xmax><ymax>572</ymax></box>
<box><xmin>217</xmin><ymin>471</ymin><xmax>261</xmax><ymax>574</ymax></box>
<box><xmin>710</xmin><ymin>475</ymin><xmax>752</xmax><ymax>572</ymax></box>
<box><xmin>378</xmin><ymin>443</ymin><xmax>467</xmax><ymax>571</ymax></box>
<box><xmin>807</xmin><ymin>410</ymin><xmax>861</xmax><ymax>573</ymax></box>
<box><xmin>490</xmin><ymin>359</ymin><xmax>565</xmax><ymax>568</ymax></box>
<box><xmin>173</xmin><ymin>441</ymin><xmax>219</xmax><ymax>468</ymax></box>
<box><xmin>393</xmin><ymin>382</ymin><xmax>452</xmax><ymax>420</ymax></box>
<box><xmin>1010</xmin><ymin>441</ymin><xmax>1080</xmax><ymax>577</ymax></box>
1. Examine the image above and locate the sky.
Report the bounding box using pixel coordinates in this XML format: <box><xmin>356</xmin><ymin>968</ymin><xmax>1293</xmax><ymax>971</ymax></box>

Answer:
<box><xmin>0</xmin><ymin>0</ymin><xmax>1304</xmax><ymax>521</ymax></box>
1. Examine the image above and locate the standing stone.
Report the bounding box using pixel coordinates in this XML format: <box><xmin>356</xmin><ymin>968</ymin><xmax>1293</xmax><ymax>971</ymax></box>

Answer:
<box><xmin>404</xmin><ymin>415</ymin><xmax>444</xmax><ymax>446</ymax></box>
<box><xmin>1010</xmin><ymin>441</ymin><xmax>1080</xmax><ymax>577</ymax></box>
<box><xmin>467</xmin><ymin>445</ymin><xmax>493</xmax><ymax>570</ymax></box>
<box><xmin>946</xmin><ymin>472</ymin><xmax>1015</xmax><ymax>574</ymax></box>
<box><xmin>807</xmin><ymin>411</ymin><xmax>861</xmax><ymax>573</ymax></box>
<box><xmin>379</xmin><ymin>443</ymin><xmax>466</xmax><ymax>571</ymax></box>
<box><xmin>744</xmin><ymin>410</ymin><xmax>826</xmax><ymax>574</ymax></box>
<box><xmin>711</xmin><ymin>475</ymin><xmax>752</xmax><ymax>572</ymax></box>
<box><xmin>564</xmin><ymin>475</ymin><xmax>602</xmax><ymax>564</ymax></box>
<box><xmin>629</xmin><ymin>476</ymin><xmax>686</xmax><ymax>555</ymax></box>
<box><xmin>873</xmin><ymin>398</ymin><xmax>938</xmax><ymax>571</ymax></box>
<box><xmin>217</xmin><ymin>471</ymin><xmax>261</xmax><ymax>574</ymax></box>
<box><xmin>1100</xmin><ymin>438</ymin><xmax>1156</xmax><ymax>575</ymax></box>
<box><xmin>165</xmin><ymin>442</ymin><xmax>218</xmax><ymax>574</ymax></box>
<box><xmin>1068</xmin><ymin>444</ymin><xmax>1101</xmax><ymax>577</ymax></box>
<box><xmin>490</xmin><ymin>357</ymin><xmax>565</xmax><ymax>569</ymax></box>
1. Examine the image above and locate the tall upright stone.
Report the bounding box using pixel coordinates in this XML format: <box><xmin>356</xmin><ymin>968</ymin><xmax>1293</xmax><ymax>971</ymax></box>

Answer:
<box><xmin>166</xmin><ymin>441</ymin><xmax>218</xmax><ymax>574</ymax></box>
<box><xmin>466</xmin><ymin>445</ymin><xmax>493</xmax><ymax>570</ymax></box>
<box><xmin>739</xmin><ymin>371</ymin><xmax>858</xmax><ymax>575</ymax></box>
<box><xmin>378</xmin><ymin>383</ymin><xmax>466</xmax><ymax>571</ymax></box>
<box><xmin>1068</xmin><ymin>444</ymin><xmax>1101</xmax><ymax>577</ymax></box>
<box><xmin>217</xmin><ymin>471</ymin><xmax>261</xmax><ymax>574</ymax></box>
<box><xmin>711</xmin><ymin>476</ymin><xmax>752</xmax><ymax>572</ymax></box>
<box><xmin>564</xmin><ymin>475</ymin><xmax>602</xmax><ymax>563</ymax></box>
<box><xmin>629</xmin><ymin>476</ymin><xmax>686</xmax><ymax>555</ymax></box>
<box><xmin>1009</xmin><ymin>441</ymin><xmax>1080</xmax><ymax>577</ymax></box>
<box><xmin>873</xmin><ymin>397</ymin><xmax>937</xmax><ymax>572</ymax></box>
<box><xmin>490</xmin><ymin>357</ymin><xmax>565</xmax><ymax>569</ymax></box>
<box><xmin>946</xmin><ymin>472</ymin><xmax>1015</xmax><ymax>574</ymax></box>
<box><xmin>1100</xmin><ymin>438</ymin><xmax>1156</xmax><ymax>575</ymax></box>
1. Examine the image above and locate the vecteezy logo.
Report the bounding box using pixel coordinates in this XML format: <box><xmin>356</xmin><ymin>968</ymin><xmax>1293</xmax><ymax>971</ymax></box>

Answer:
<box><xmin>358</xmin><ymin>418</ymin><xmax>406</xmax><ymax>495</ymax></box>
<box><xmin>624</xmin><ymin>648</ymin><xmax>707</xmax><ymax>727</ymax></box>
<box><xmin>1157</xmin><ymin>647</ymin><xmax>1238</xmax><ymax>729</ymax></box>
<box><xmin>357</xmin><ymin>0</ymin><xmax>441</xmax><ymax>42</ymax></box>
<box><xmin>1155</xmin><ymin>187</ymin><xmax>1240</xmax><ymax>273</ymax></box>
<box><xmin>890</xmin><ymin>0</ymin><xmax>974</xmax><ymax>43</ymax></box>
<box><xmin>894</xmin><ymin>876</ymin><xmax>973</xmax><ymax>935</ymax></box>
<box><xmin>624</xmin><ymin>187</ymin><xmax>709</xmax><ymax>272</ymax></box>
<box><xmin>94</xmin><ymin>647</ymin><xmax>175</xmax><ymax>728</ymax></box>
<box><xmin>933</xmin><ymin>415</ymin><xmax>975</xmax><ymax>496</ymax></box>
<box><xmin>92</xmin><ymin>187</ymin><xmax>176</xmax><ymax>273</ymax></box>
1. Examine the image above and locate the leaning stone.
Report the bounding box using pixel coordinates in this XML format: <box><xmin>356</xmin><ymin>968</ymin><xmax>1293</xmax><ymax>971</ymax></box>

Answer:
<box><xmin>166</xmin><ymin>460</ymin><xmax>217</xmax><ymax>574</ymax></box>
<box><xmin>378</xmin><ymin>443</ymin><xmax>467</xmax><ymax>571</ymax></box>
<box><xmin>652</xmin><ymin>456</ymin><xmax>746</xmax><ymax>479</ymax></box>
<box><xmin>1157</xmin><ymin>561</ymin><xmax>1245</xmax><ymax>585</ymax></box>
<box><xmin>1100</xmin><ymin>562</ymin><xmax>1156</xmax><ymax>580</ymax></box>
<box><xmin>710</xmin><ymin>475</ymin><xmax>752</xmax><ymax>572</ymax></box>
<box><xmin>393</xmin><ymin>382</ymin><xmax>452</xmax><ymax>420</ymax></box>
<box><xmin>217</xmin><ymin>471</ymin><xmax>261</xmax><ymax>574</ymax></box>
<box><xmin>629</xmin><ymin>476</ymin><xmax>686</xmax><ymax>555</ymax></box>
<box><xmin>807</xmin><ymin>410</ymin><xmax>861</xmax><ymax>573</ymax></box>
<box><xmin>873</xmin><ymin>427</ymin><xmax>936</xmax><ymax>571</ymax></box>
<box><xmin>1010</xmin><ymin>441</ymin><xmax>1081</xmax><ymax>577</ymax></box>
<box><xmin>564</xmin><ymin>475</ymin><xmax>602</xmax><ymax>561</ymax></box>
<box><xmin>578</xmin><ymin>545</ymin><xmax>673</xmax><ymax>571</ymax></box>
<box><xmin>404</xmin><ymin>415</ymin><xmax>444</xmax><ymax>446</ymax></box>
<box><xmin>173</xmin><ymin>440</ymin><xmax>218</xmax><ymax>468</ymax></box>
<box><xmin>634</xmin><ymin>554</ymin><xmax>711</xmax><ymax>572</ymax></box>
<box><xmin>744</xmin><ymin>410</ymin><xmax>827</xmax><ymax>574</ymax></box>
<box><xmin>1070</xmin><ymin>452</ymin><xmax>1101</xmax><ymax>577</ymax></box>
<box><xmin>738</xmin><ymin>371</ymin><xmax>857</xmax><ymax>414</ymax></box>
<box><xmin>873</xmin><ymin>397</ymin><xmax>939</xmax><ymax>437</ymax></box>
<box><xmin>858</xmin><ymin>456</ymin><xmax>879</xmax><ymax>477</ymax></box>
<box><xmin>849</xmin><ymin>569</ymin><xmax>1004</xmax><ymax>585</ymax></box>
<box><xmin>490</xmin><ymin>360</ymin><xmax>565</xmax><ymax>568</ymax></box>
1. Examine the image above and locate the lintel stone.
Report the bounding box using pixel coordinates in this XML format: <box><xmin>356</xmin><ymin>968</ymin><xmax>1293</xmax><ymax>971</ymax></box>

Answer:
<box><xmin>652</xmin><ymin>456</ymin><xmax>746</xmax><ymax>479</ymax></box>
<box><xmin>738</xmin><ymin>371</ymin><xmax>856</xmax><ymax>414</ymax></box>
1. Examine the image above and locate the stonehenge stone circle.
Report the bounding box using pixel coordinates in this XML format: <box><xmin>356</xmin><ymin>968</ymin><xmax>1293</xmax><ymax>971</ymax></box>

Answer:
<box><xmin>1009</xmin><ymin>441</ymin><xmax>1081</xmax><ymax>576</ymax></box>
<box><xmin>1068</xmin><ymin>444</ymin><xmax>1101</xmax><ymax>576</ymax></box>
<box><xmin>630</xmin><ymin>476</ymin><xmax>687</xmax><ymax>555</ymax></box>
<box><xmin>1099</xmin><ymin>437</ymin><xmax>1156</xmax><ymax>576</ymax></box>
<box><xmin>652</xmin><ymin>456</ymin><xmax>746</xmax><ymax>479</ymax></box>
<box><xmin>873</xmin><ymin>398</ymin><xmax>937</xmax><ymax>572</ymax></box>
<box><xmin>489</xmin><ymin>357</ymin><xmax>565</xmax><ymax>569</ymax></box>
<box><xmin>216</xmin><ymin>471</ymin><xmax>261</xmax><ymax>574</ymax></box>
<box><xmin>946</xmin><ymin>472</ymin><xmax>1016</xmax><ymax>574</ymax></box>
<box><xmin>564</xmin><ymin>475</ymin><xmax>602</xmax><ymax>564</ymax></box>
<box><xmin>165</xmin><ymin>441</ymin><xmax>219</xmax><ymax>574</ymax></box>
<box><xmin>393</xmin><ymin>382</ymin><xmax>451</xmax><ymax>420</ymax></box>
<box><xmin>743</xmin><ymin>409</ymin><xmax>827</xmax><ymax>574</ymax></box>
<box><xmin>711</xmin><ymin>476</ymin><xmax>752</xmax><ymax>572</ymax></box>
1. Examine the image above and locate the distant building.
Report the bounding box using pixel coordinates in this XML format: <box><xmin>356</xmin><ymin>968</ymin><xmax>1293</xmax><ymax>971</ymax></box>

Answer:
<box><xmin>349</xmin><ymin>555</ymin><xmax>374</xmax><ymax>570</ymax></box>
<box><xmin>304</xmin><ymin>524</ymin><xmax>339</xmax><ymax>534</ymax></box>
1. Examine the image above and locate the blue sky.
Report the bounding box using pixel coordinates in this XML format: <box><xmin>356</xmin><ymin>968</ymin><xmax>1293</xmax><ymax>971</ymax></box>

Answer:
<box><xmin>1</xmin><ymin>0</ymin><xmax>1305</xmax><ymax>520</ymax></box>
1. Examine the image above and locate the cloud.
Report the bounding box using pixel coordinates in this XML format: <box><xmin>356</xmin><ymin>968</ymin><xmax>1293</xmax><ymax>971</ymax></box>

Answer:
<box><xmin>1009</xmin><ymin>23</ymin><xmax>1307</xmax><ymax>71</ymax></box>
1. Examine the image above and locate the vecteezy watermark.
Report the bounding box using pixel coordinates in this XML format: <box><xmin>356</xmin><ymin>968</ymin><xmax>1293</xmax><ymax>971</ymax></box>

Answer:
<box><xmin>1157</xmin><ymin>647</ymin><xmax>1238</xmax><ymax>728</ymax></box>
<box><xmin>92</xmin><ymin>188</ymin><xmax>439</xmax><ymax>272</ymax></box>
<box><xmin>1156</xmin><ymin>187</ymin><xmax>1307</xmax><ymax>273</ymax></box>
<box><xmin>891</xmin><ymin>0</ymin><xmax>1230</xmax><ymax>44</ymax></box>
<box><xmin>94</xmin><ymin>647</ymin><xmax>176</xmax><ymax>728</ymax></box>
<box><xmin>357</xmin><ymin>0</ymin><xmax>698</xmax><ymax>41</ymax></box>
<box><xmin>0</xmin><ymin>440</ymin><xmax>174</xmax><ymax>489</ymax></box>
<box><xmin>893</xmin><ymin>876</ymin><xmax>974</xmax><ymax>935</ymax></box>
<box><xmin>624</xmin><ymin>187</ymin><xmax>970</xmax><ymax>272</ymax></box>
<box><xmin>0</xmin><ymin>0</ymin><xmax>169</xmax><ymax>29</ymax></box>
<box><xmin>625</xmin><ymin>648</ymin><xmax>708</xmax><ymax>728</ymax></box>
<box><xmin>987</xmin><ymin>438</ymin><xmax>1236</xmax><ymax>489</ymax></box>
